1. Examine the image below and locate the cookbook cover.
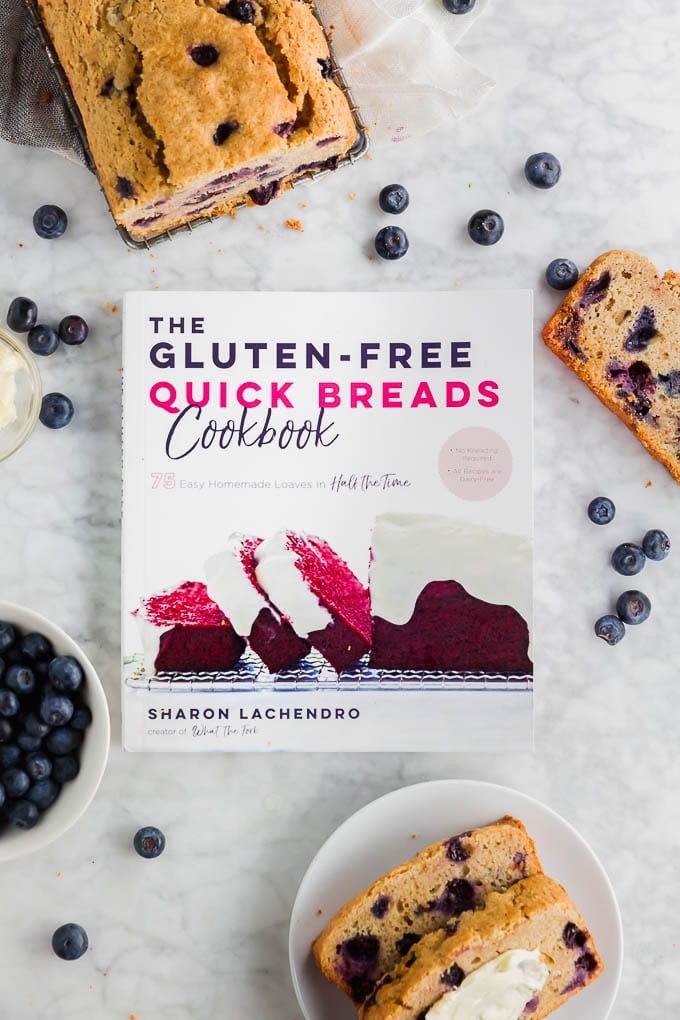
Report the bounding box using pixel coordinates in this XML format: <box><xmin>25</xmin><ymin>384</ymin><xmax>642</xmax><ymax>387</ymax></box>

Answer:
<box><xmin>122</xmin><ymin>290</ymin><xmax>533</xmax><ymax>751</ymax></box>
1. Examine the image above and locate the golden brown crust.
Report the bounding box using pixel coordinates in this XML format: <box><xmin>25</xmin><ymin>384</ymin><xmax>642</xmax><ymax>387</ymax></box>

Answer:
<box><xmin>543</xmin><ymin>250</ymin><xmax>680</xmax><ymax>483</ymax></box>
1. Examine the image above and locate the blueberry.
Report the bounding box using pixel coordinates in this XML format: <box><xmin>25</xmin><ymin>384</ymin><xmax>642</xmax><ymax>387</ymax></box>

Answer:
<box><xmin>443</xmin><ymin>0</ymin><xmax>475</xmax><ymax>10</ymax></box>
<box><xmin>58</xmin><ymin>315</ymin><xmax>89</xmax><ymax>346</ymax></box>
<box><xmin>17</xmin><ymin>732</ymin><xmax>43</xmax><ymax>752</ymax></box>
<box><xmin>546</xmin><ymin>259</ymin><xmax>579</xmax><ymax>290</ymax></box>
<box><xmin>40</xmin><ymin>392</ymin><xmax>74</xmax><ymax>429</ymax></box>
<box><xmin>5</xmin><ymin>664</ymin><xmax>36</xmax><ymax>695</ymax></box>
<box><xmin>51</xmin><ymin>923</ymin><xmax>88</xmax><ymax>961</ymax></box>
<box><xmin>213</xmin><ymin>120</ymin><xmax>239</xmax><ymax>145</ymax></box>
<box><xmin>0</xmin><ymin>689</ymin><xmax>20</xmax><ymax>717</ymax></box>
<box><xmin>467</xmin><ymin>209</ymin><xmax>504</xmax><ymax>246</ymax></box>
<box><xmin>6</xmin><ymin>297</ymin><xmax>38</xmax><ymax>333</ymax></box>
<box><xmin>5</xmin><ymin>798</ymin><xmax>39</xmax><ymax>829</ymax></box>
<box><xmin>46</xmin><ymin>726</ymin><xmax>81</xmax><ymax>755</ymax></box>
<box><xmin>594</xmin><ymin>615</ymin><xmax>625</xmax><ymax>646</ymax></box>
<box><xmin>52</xmin><ymin>755</ymin><xmax>79</xmax><ymax>784</ymax></box>
<box><xmin>563</xmin><ymin>923</ymin><xmax>587</xmax><ymax>949</ymax></box>
<box><xmin>25</xmin><ymin>752</ymin><xmax>52</xmax><ymax>781</ymax></box>
<box><xmin>375</xmin><ymin>226</ymin><xmax>409</xmax><ymax>260</ymax></box>
<box><xmin>40</xmin><ymin>692</ymin><xmax>74</xmax><ymax>727</ymax></box>
<box><xmin>371</xmin><ymin>895</ymin><xmax>391</xmax><ymax>919</ymax></box>
<box><xmin>220</xmin><ymin>0</ymin><xmax>256</xmax><ymax>22</ymax></box>
<box><xmin>0</xmin><ymin>720</ymin><xmax>13</xmax><ymax>744</ymax></box>
<box><xmin>587</xmin><ymin>496</ymin><xmax>616</xmax><ymax>525</ymax></box>
<box><xmin>70</xmin><ymin>704</ymin><xmax>92</xmax><ymax>730</ymax></box>
<box><xmin>0</xmin><ymin>622</ymin><xmax>17</xmax><ymax>654</ymax></box>
<box><xmin>317</xmin><ymin>58</ymin><xmax>333</xmax><ymax>79</ymax></box>
<box><xmin>2</xmin><ymin>767</ymin><xmax>30</xmax><ymax>798</ymax></box>
<box><xmin>24</xmin><ymin>712</ymin><xmax>50</xmax><ymax>738</ymax></box>
<box><xmin>616</xmin><ymin>590</ymin><xmax>651</xmax><ymax>625</ymax></box>
<box><xmin>445</xmin><ymin>836</ymin><xmax>470</xmax><ymax>862</ymax></box>
<box><xmin>524</xmin><ymin>152</ymin><xmax>562</xmax><ymax>189</ymax></box>
<box><xmin>248</xmin><ymin>181</ymin><xmax>281</xmax><ymax>206</ymax></box>
<box><xmin>441</xmin><ymin>964</ymin><xmax>465</xmax><ymax>987</ymax></box>
<box><xmin>0</xmin><ymin>745</ymin><xmax>21</xmax><ymax>768</ymax></box>
<box><xmin>611</xmin><ymin>543</ymin><xmax>646</xmax><ymax>576</ymax></box>
<box><xmin>189</xmin><ymin>44</ymin><xmax>219</xmax><ymax>66</ymax></box>
<box><xmin>33</xmin><ymin>205</ymin><xmax>68</xmax><ymax>240</ymax></box>
<box><xmin>642</xmin><ymin>529</ymin><xmax>671</xmax><ymax>561</ymax></box>
<box><xmin>27</xmin><ymin>778</ymin><xmax>60</xmax><ymax>810</ymax></box>
<box><xmin>48</xmin><ymin>656</ymin><xmax>84</xmax><ymax>693</ymax></box>
<box><xmin>116</xmin><ymin>176</ymin><xmax>136</xmax><ymax>199</ymax></box>
<box><xmin>379</xmin><ymin>184</ymin><xmax>409</xmax><ymax>215</ymax></box>
<box><xmin>20</xmin><ymin>632</ymin><xmax>53</xmax><ymax>663</ymax></box>
<box><xmin>27</xmin><ymin>324</ymin><xmax>60</xmax><ymax>357</ymax></box>
<box><xmin>133</xmin><ymin>825</ymin><xmax>166</xmax><ymax>859</ymax></box>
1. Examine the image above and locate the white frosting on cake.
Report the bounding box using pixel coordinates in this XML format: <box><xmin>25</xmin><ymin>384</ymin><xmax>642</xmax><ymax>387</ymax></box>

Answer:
<box><xmin>0</xmin><ymin>346</ymin><xmax>22</xmax><ymax>430</ymax></box>
<box><xmin>205</xmin><ymin>534</ymin><xmax>271</xmax><ymax>636</ymax></box>
<box><xmin>254</xmin><ymin>531</ymin><xmax>332</xmax><ymax>637</ymax></box>
<box><xmin>425</xmin><ymin>949</ymin><xmax>548</xmax><ymax>1020</ymax></box>
<box><xmin>370</xmin><ymin>513</ymin><xmax>531</xmax><ymax>627</ymax></box>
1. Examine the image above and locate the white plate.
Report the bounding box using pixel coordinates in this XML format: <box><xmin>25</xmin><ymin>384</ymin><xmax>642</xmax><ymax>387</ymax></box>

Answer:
<box><xmin>290</xmin><ymin>780</ymin><xmax>622</xmax><ymax>1020</ymax></box>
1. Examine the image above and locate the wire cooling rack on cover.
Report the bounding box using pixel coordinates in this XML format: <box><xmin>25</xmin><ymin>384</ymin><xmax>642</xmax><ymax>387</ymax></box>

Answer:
<box><xmin>23</xmin><ymin>0</ymin><xmax>369</xmax><ymax>249</ymax></box>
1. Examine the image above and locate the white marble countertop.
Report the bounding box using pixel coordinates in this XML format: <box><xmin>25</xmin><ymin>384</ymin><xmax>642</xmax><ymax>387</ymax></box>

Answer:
<box><xmin>1</xmin><ymin>0</ymin><xmax>679</xmax><ymax>1015</ymax></box>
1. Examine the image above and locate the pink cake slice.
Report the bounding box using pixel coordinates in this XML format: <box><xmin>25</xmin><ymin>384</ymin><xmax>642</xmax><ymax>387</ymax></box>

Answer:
<box><xmin>369</xmin><ymin>515</ymin><xmax>532</xmax><ymax>674</ymax></box>
<box><xmin>205</xmin><ymin>534</ymin><xmax>310</xmax><ymax>672</ymax></box>
<box><xmin>254</xmin><ymin>530</ymin><xmax>372</xmax><ymax>672</ymax></box>
<box><xmin>134</xmin><ymin>580</ymin><xmax>245</xmax><ymax>673</ymax></box>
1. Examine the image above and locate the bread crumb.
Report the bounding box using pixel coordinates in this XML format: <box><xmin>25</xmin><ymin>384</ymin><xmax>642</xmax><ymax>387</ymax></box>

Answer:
<box><xmin>364</xmin><ymin>153</ymin><xmax>371</xmax><ymax>160</ymax></box>
<box><xmin>368</xmin><ymin>255</ymin><xmax>375</xmax><ymax>261</ymax></box>
<box><xmin>316</xmin><ymin>908</ymin><xmax>323</xmax><ymax>916</ymax></box>
<box><xmin>40</xmin><ymin>92</ymin><xmax>51</xmax><ymax>104</ymax></box>
<box><xmin>286</xmin><ymin>218</ymin><xmax>304</xmax><ymax>232</ymax></box>
<box><xmin>111</xmin><ymin>305</ymin><xmax>118</xmax><ymax>314</ymax></box>
<box><xmin>229</xmin><ymin>209</ymin><xmax>238</xmax><ymax>219</ymax></box>
<box><xmin>56</xmin><ymin>871</ymin><xmax>61</xmax><ymax>877</ymax></box>
<box><xmin>257</xmin><ymin>225</ymin><xmax>265</xmax><ymax>231</ymax></box>
<box><xmin>130</xmin><ymin>1014</ymin><xmax>137</xmax><ymax>1019</ymax></box>
<box><xmin>411</xmin><ymin>833</ymin><xmax>418</xmax><ymax>839</ymax></box>
<box><xmin>217</xmin><ymin>248</ymin><xmax>223</xmax><ymax>253</ymax></box>
<box><xmin>18</xmin><ymin>243</ymin><xmax>23</xmax><ymax>248</ymax></box>
<box><xmin>645</xmin><ymin>480</ymin><xmax>652</xmax><ymax>488</ymax></box>
<box><xmin>348</xmin><ymin>192</ymin><xmax>356</xmax><ymax>201</ymax></box>
<box><xmin>298</xmin><ymin>202</ymin><xmax>307</xmax><ymax>209</ymax></box>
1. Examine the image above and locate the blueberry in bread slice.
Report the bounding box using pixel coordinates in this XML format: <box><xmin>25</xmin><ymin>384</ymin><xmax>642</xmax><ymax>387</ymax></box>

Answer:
<box><xmin>312</xmin><ymin>817</ymin><xmax>542</xmax><ymax>1005</ymax></box>
<box><xmin>359</xmin><ymin>875</ymin><xmax>603</xmax><ymax>1020</ymax></box>
<box><xmin>543</xmin><ymin>250</ymin><xmax>680</xmax><ymax>483</ymax></box>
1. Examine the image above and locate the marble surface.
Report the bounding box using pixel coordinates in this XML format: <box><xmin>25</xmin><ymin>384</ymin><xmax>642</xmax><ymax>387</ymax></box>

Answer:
<box><xmin>1</xmin><ymin>0</ymin><xmax>679</xmax><ymax>1015</ymax></box>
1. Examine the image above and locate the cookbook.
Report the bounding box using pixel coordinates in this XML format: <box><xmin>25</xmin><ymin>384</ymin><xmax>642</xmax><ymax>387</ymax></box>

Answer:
<box><xmin>122</xmin><ymin>290</ymin><xmax>533</xmax><ymax>751</ymax></box>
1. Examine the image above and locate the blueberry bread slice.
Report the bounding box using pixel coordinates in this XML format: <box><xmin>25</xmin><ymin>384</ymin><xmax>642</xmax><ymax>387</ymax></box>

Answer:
<box><xmin>543</xmin><ymin>250</ymin><xmax>680</xmax><ymax>483</ymax></box>
<box><xmin>359</xmin><ymin>875</ymin><xmax>603</xmax><ymax>1020</ymax></box>
<box><xmin>312</xmin><ymin>816</ymin><xmax>541</xmax><ymax>1005</ymax></box>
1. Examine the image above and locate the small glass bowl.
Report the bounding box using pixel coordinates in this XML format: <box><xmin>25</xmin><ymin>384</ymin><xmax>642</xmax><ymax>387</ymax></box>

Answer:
<box><xmin>0</xmin><ymin>329</ymin><xmax>41</xmax><ymax>463</ymax></box>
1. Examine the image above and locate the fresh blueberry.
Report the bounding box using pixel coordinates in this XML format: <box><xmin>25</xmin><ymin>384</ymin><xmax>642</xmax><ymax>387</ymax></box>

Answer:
<box><xmin>524</xmin><ymin>152</ymin><xmax>562</xmax><ymax>189</ymax></box>
<box><xmin>40</xmin><ymin>692</ymin><xmax>74</xmax><ymax>727</ymax></box>
<box><xmin>48</xmin><ymin>656</ymin><xmax>84</xmax><ymax>693</ymax></box>
<box><xmin>0</xmin><ymin>621</ymin><xmax>17</xmax><ymax>654</ymax></box>
<box><xmin>0</xmin><ymin>689</ymin><xmax>20</xmax><ymax>717</ymax></box>
<box><xmin>587</xmin><ymin>496</ymin><xmax>616</xmax><ymax>525</ymax></box>
<box><xmin>52</xmin><ymin>755</ymin><xmax>79</xmax><ymax>784</ymax></box>
<box><xmin>594</xmin><ymin>615</ymin><xmax>625</xmax><ymax>646</ymax></box>
<box><xmin>33</xmin><ymin>205</ymin><xmax>68</xmax><ymax>240</ymax></box>
<box><xmin>375</xmin><ymin>226</ymin><xmax>409</xmax><ymax>260</ymax></box>
<box><xmin>58</xmin><ymin>315</ymin><xmax>89</xmax><ymax>346</ymax></box>
<box><xmin>0</xmin><ymin>744</ymin><xmax>21</xmax><ymax>768</ymax></box>
<box><xmin>545</xmin><ymin>259</ymin><xmax>579</xmax><ymax>290</ymax></box>
<box><xmin>0</xmin><ymin>720</ymin><xmax>13</xmax><ymax>744</ymax></box>
<box><xmin>27</xmin><ymin>778</ymin><xmax>60</xmax><ymax>810</ymax></box>
<box><xmin>6</xmin><ymin>297</ymin><xmax>38</xmax><ymax>333</ymax></box>
<box><xmin>24</xmin><ymin>712</ymin><xmax>50</xmax><ymax>738</ymax></box>
<box><xmin>5</xmin><ymin>798</ymin><xmax>39</xmax><ymax>829</ymax></box>
<box><xmin>133</xmin><ymin>825</ymin><xmax>166</xmax><ymax>859</ymax></box>
<box><xmin>27</xmin><ymin>324</ymin><xmax>60</xmax><ymax>357</ymax></box>
<box><xmin>2</xmin><ymin>767</ymin><xmax>30</xmax><ymax>799</ymax></box>
<box><xmin>611</xmin><ymin>543</ymin><xmax>646</xmax><ymax>576</ymax></box>
<box><xmin>642</xmin><ymin>529</ymin><xmax>670</xmax><ymax>561</ymax></box>
<box><xmin>443</xmin><ymin>0</ymin><xmax>475</xmax><ymax>11</ymax></box>
<box><xmin>24</xmin><ymin>752</ymin><xmax>52</xmax><ymax>781</ymax></box>
<box><xmin>616</xmin><ymin>590</ymin><xmax>651</xmax><ymax>626</ymax></box>
<box><xmin>467</xmin><ymin>209</ymin><xmax>504</xmax><ymax>246</ymax></box>
<box><xmin>379</xmin><ymin>184</ymin><xmax>409</xmax><ymax>215</ymax></box>
<box><xmin>46</xmin><ymin>726</ymin><xmax>81</xmax><ymax>755</ymax></box>
<box><xmin>220</xmin><ymin>0</ymin><xmax>256</xmax><ymax>22</ymax></box>
<box><xmin>51</xmin><ymin>923</ymin><xmax>88</xmax><ymax>961</ymax></box>
<box><xmin>189</xmin><ymin>44</ymin><xmax>219</xmax><ymax>66</ymax></box>
<box><xmin>213</xmin><ymin>120</ymin><xmax>239</xmax><ymax>145</ymax></box>
<box><xmin>40</xmin><ymin>393</ymin><xmax>74</xmax><ymax>429</ymax></box>
<box><xmin>20</xmin><ymin>632</ymin><xmax>53</xmax><ymax>663</ymax></box>
<box><xmin>70</xmin><ymin>704</ymin><xmax>92</xmax><ymax>730</ymax></box>
<box><xmin>5</xmin><ymin>664</ymin><xmax>36</xmax><ymax>695</ymax></box>
<box><xmin>17</xmin><ymin>732</ymin><xmax>43</xmax><ymax>752</ymax></box>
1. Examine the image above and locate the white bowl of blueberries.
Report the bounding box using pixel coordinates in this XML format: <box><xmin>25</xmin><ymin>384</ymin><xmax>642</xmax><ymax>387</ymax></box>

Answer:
<box><xmin>0</xmin><ymin>601</ymin><xmax>110</xmax><ymax>862</ymax></box>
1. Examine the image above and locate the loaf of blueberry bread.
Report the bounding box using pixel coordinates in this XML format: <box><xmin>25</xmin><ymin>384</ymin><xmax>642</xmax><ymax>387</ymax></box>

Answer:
<box><xmin>543</xmin><ymin>250</ymin><xmax>680</xmax><ymax>483</ymax></box>
<box><xmin>359</xmin><ymin>875</ymin><xmax>603</xmax><ymax>1020</ymax></box>
<box><xmin>37</xmin><ymin>0</ymin><xmax>357</xmax><ymax>237</ymax></box>
<box><xmin>312</xmin><ymin>817</ymin><xmax>542</xmax><ymax>1005</ymax></box>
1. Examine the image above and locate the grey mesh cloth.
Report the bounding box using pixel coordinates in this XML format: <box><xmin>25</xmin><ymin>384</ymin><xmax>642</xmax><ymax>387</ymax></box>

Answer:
<box><xmin>0</xmin><ymin>0</ymin><xmax>88</xmax><ymax>163</ymax></box>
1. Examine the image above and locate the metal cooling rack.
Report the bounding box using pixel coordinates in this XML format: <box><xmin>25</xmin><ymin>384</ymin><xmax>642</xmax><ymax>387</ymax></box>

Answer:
<box><xmin>125</xmin><ymin>649</ymin><xmax>533</xmax><ymax>693</ymax></box>
<box><xmin>24</xmin><ymin>0</ymin><xmax>369</xmax><ymax>249</ymax></box>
